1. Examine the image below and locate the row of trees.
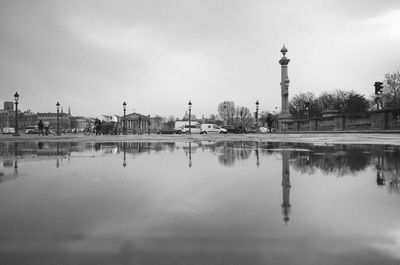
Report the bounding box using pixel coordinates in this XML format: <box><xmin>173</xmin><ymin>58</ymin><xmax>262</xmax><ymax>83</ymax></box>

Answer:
<box><xmin>160</xmin><ymin>71</ymin><xmax>400</xmax><ymax>127</ymax></box>
<box><xmin>289</xmin><ymin>71</ymin><xmax>400</xmax><ymax>119</ymax></box>
<box><xmin>289</xmin><ymin>90</ymin><xmax>370</xmax><ymax>119</ymax></box>
<box><xmin>161</xmin><ymin>101</ymin><xmax>260</xmax><ymax>129</ymax></box>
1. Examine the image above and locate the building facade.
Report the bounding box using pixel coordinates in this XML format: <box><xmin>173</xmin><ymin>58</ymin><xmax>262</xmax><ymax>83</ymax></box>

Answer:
<box><xmin>37</xmin><ymin>112</ymin><xmax>71</xmax><ymax>130</ymax></box>
<box><xmin>4</xmin><ymin>101</ymin><xmax>13</xmax><ymax>111</ymax></box>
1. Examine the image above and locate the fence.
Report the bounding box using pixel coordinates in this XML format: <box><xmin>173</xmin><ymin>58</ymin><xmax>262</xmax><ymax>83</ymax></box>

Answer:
<box><xmin>279</xmin><ymin>108</ymin><xmax>400</xmax><ymax>132</ymax></box>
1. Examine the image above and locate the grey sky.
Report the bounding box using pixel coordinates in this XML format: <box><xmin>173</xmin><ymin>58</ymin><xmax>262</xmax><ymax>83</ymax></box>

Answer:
<box><xmin>1</xmin><ymin>0</ymin><xmax>400</xmax><ymax>118</ymax></box>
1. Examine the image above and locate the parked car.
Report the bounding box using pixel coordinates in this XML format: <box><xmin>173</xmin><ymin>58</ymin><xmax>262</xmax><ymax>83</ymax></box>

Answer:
<box><xmin>222</xmin><ymin>125</ymin><xmax>246</xmax><ymax>134</ymax></box>
<box><xmin>259</xmin><ymin>127</ymin><xmax>278</xmax><ymax>133</ymax></box>
<box><xmin>200</xmin><ymin>124</ymin><xmax>227</xmax><ymax>134</ymax></box>
<box><xmin>157</xmin><ymin>128</ymin><xmax>182</xmax><ymax>134</ymax></box>
<box><xmin>181</xmin><ymin>124</ymin><xmax>202</xmax><ymax>134</ymax></box>
<box><xmin>244</xmin><ymin>127</ymin><xmax>258</xmax><ymax>133</ymax></box>
<box><xmin>2</xmin><ymin>127</ymin><xmax>15</xmax><ymax>134</ymax></box>
<box><xmin>25</xmin><ymin>126</ymin><xmax>40</xmax><ymax>134</ymax></box>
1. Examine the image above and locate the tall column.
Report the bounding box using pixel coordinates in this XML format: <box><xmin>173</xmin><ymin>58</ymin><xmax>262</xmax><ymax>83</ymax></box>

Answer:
<box><xmin>279</xmin><ymin>45</ymin><xmax>290</xmax><ymax>118</ymax></box>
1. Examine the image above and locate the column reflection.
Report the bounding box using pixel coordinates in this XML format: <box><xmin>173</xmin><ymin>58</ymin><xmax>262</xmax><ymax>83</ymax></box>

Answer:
<box><xmin>281</xmin><ymin>150</ymin><xmax>291</xmax><ymax>225</ymax></box>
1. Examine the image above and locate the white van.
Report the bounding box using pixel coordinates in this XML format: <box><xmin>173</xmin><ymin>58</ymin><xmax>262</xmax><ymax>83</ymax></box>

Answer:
<box><xmin>2</xmin><ymin>127</ymin><xmax>15</xmax><ymax>134</ymax></box>
<box><xmin>181</xmin><ymin>124</ymin><xmax>202</xmax><ymax>134</ymax></box>
<box><xmin>174</xmin><ymin>121</ymin><xmax>200</xmax><ymax>132</ymax></box>
<box><xmin>200</xmin><ymin>124</ymin><xmax>227</xmax><ymax>134</ymax></box>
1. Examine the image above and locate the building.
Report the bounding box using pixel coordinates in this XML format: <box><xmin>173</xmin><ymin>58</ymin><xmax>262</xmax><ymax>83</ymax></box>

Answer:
<box><xmin>124</xmin><ymin>112</ymin><xmax>151</xmax><ymax>134</ymax></box>
<box><xmin>37</xmin><ymin>112</ymin><xmax>71</xmax><ymax>130</ymax></box>
<box><xmin>4</xmin><ymin>101</ymin><xmax>13</xmax><ymax>111</ymax></box>
<box><xmin>70</xmin><ymin>116</ymin><xmax>88</xmax><ymax>131</ymax></box>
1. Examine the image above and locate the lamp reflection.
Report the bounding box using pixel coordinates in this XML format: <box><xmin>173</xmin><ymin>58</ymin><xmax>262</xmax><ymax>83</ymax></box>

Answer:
<box><xmin>13</xmin><ymin>142</ymin><xmax>18</xmax><ymax>176</ymax></box>
<box><xmin>188</xmin><ymin>142</ymin><xmax>192</xmax><ymax>168</ymax></box>
<box><xmin>376</xmin><ymin>155</ymin><xmax>385</xmax><ymax>186</ymax></box>
<box><xmin>255</xmin><ymin>141</ymin><xmax>260</xmax><ymax>167</ymax></box>
<box><xmin>56</xmin><ymin>142</ymin><xmax>60</xmax><ymax>168</ymax></box>
<box><xmin>123</xmin><ymin>142</ymin><xmax>127</xmax><ymax>168</ymax></box>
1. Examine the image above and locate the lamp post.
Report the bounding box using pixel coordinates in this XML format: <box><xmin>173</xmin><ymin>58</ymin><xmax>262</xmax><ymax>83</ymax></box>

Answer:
<box><xmin>123</xmin><ymin>101</ymin><xmax>127</xmax><ymax>135</ymax></box>
<box><xmin>188</xmin><ymin>100</ymin><xmax>192</xmax><ymax>134</ymax></box>
<box><xmin>255</xmin><ymin>100</ymin><xmax>259</xmax><ymax>129</ymax></box>
<box><xmin>13</xmin><ymin>92</ymin><xmax>20</xmax><ymax>136</ymax></box>
<box><xmin>223</xmin><ymin>102</ymin><xmax>227</xmax><ymax>126</ymax></box>
<box><xmin>147</xmin><ymin>114</ymin><xmax>151</xmax><ymax>135</ymax></box>
<box><xmin>56</xmin><ymin>102</ymin><xmax>60</xmax><ymax>136</ymax></box>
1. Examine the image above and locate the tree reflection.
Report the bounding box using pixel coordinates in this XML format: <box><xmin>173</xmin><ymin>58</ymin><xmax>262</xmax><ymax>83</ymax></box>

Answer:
<box><xmin>217</xmin><ymin>141</ymin><xmax>253</xmax><ymax>167</ymax></box>
<box><xmin>291</xmin><ymin>146</ymin><xmax>371</xmax><ymax>177</ymax></box>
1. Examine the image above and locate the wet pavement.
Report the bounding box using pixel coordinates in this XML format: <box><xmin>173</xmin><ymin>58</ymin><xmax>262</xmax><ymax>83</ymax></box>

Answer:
<box><xmin>2</xmin><ymin>132</ymin><xmax>400</xmax><ymax>145</ymax></box>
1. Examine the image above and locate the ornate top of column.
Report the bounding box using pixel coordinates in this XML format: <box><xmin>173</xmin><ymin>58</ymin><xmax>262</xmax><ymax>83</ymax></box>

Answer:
<box><xmin>279</xmin><ymin>45</ymin><xmax>290</xmax><ymax>66</ymax></box>
<box><xmin>280</xmin><ymin>45</ymin><xmax>288</xmax><ymax>56</ymax></box>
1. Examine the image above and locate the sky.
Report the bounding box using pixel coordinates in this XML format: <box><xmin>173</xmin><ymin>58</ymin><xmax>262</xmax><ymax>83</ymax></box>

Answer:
<box><xmin>1</xmin><ymin>0</ymin><xmax>400</xmax><ymax>118</ymax></box>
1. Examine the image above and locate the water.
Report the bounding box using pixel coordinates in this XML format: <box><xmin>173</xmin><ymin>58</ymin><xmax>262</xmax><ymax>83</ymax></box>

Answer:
<box><xmin>0</xmin><ymin>140</ymin><xmax>399</xmax><ymax>265</ymax></box>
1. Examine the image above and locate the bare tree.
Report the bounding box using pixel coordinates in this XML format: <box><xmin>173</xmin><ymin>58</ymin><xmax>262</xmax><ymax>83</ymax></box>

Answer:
<box><xmin>218</xmin><ymin>101</ymin><xmax>235</xmax><ymax>125</ymax></box>
<box><xmin>163</xmin><ymin>115</ymin><xmax>175</xmax><ymax>129</ymax></box>
<box><xmin>289</xmin><ymin>92</ymin><xmax>320</xmax><ymax>119</ymax></box>
<box><xmin>234</xmin><ymin>106</ymin><xmax>253</xmax><ymax>127</ymax></box>
<box><xmin>383</xmin><ymin>71</ymin><xmax>400</xmax><ymax>108</ymax></box>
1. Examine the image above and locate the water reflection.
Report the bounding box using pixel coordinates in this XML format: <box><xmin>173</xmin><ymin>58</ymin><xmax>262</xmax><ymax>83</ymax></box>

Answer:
<box><xmin>188</xmin><ymin>142</ymin><xmax>192</xmax><ymax>167</ymax></box>
<box><xmin>13</xmin><ymin>142</ymin><xmax>18</xmax><ymax>176</ymax></box>
<box><xmin>123</xmin><ymin>142</ymin><xmax>127</xmax><ymax>168</ymax></box>
<box><xmin>1</xmin><ymin>141</ymin><xmax>399</xmax><ymax>194</ymax></box>
<box><xmin>1</xmin><ymin>140</ymin><xmax>400</xmax><ymax>264</ymax></box>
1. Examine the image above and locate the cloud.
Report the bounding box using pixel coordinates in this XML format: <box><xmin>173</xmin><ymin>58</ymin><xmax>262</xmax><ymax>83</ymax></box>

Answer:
<box><xmin>1</xmin><ymin>0</ymin><xmax>400</xmax><ymax>116</ymax></box>
<box><xmin>371</xmin><ymin>228</ymin><xmax>400</xmax><ymax>260</ymax></box>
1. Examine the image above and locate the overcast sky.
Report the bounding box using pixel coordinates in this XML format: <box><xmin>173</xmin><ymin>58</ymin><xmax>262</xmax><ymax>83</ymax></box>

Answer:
<box><xmin>1</xmin><ymin>0</ymin><xmax>400</xmax><ymax>118</ymax></box>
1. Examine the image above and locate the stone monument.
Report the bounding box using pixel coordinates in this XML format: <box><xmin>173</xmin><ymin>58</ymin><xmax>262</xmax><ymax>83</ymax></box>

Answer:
<box><xmin>278</xmin><ymin>45</ymin><xmax>292</xmax><ymax>131</ymax></box>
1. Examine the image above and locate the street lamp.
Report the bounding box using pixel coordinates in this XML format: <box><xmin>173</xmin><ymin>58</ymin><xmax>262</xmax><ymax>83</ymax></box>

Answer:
<box><xmin>255</xmin><ymin>100</ymin><xmax>259</xmax><ymax>129</ymax></box>
<box><xmin>56</xmin><ymin>101</ymin><xmax>60</xmax><ymax>136</ymax></box>
<box><xmin>123</xmin><ymin>101</ymin><xmax>127</xmax><ymax>135</ymax></box>
<box><xmin>188</xmin><ymin>100</ymin><xmax>192</xmax><ymax>134</ymax></box>
<box><xmin>223</xmin><ymin>102</ymin><xmax>227</xmax><ymax>126</ymax></box>
<box><xmin>13</xmin><ymin>92</ymin><xmax>20</xmax><ymax>136</ymax></box>
<box><xmin>147</xmin><ymin>114</ymin><xmax>151</xmax><ymax>135</ymax></box>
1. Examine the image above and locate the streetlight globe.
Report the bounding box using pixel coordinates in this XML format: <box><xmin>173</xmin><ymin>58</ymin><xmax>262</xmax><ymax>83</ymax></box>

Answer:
<box><xmin>56</xmin><ymin>101</ymin><xmax>60</xmax><ymax>111</ymax></box>
<box><xmin>14</xmin><ymin>92</ymin><xmax>19</xmax><ymax>102</ymax></box>
<box><xmin>188</xmin><ymin>100</ymin><xmax>192</xmax><ymax>110</ymax></box>
<box><xmin>123</xmin><ymin>101</ymin><xmax>126</xmax><ymax>110</ymax></box>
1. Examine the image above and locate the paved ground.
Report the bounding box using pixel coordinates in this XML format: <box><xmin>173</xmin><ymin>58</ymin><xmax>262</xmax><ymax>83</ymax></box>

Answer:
<box><xmin>1</xmin><ymin>132</ymin><xmax>400</xmax><ymax>145</ymax></box>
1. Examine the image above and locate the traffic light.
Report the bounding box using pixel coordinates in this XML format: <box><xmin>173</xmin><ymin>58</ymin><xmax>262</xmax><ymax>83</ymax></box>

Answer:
<box><xmin>374</xmin><ymin>82</ymin><xmax>383</xmax><ymax>95</ymax></box>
